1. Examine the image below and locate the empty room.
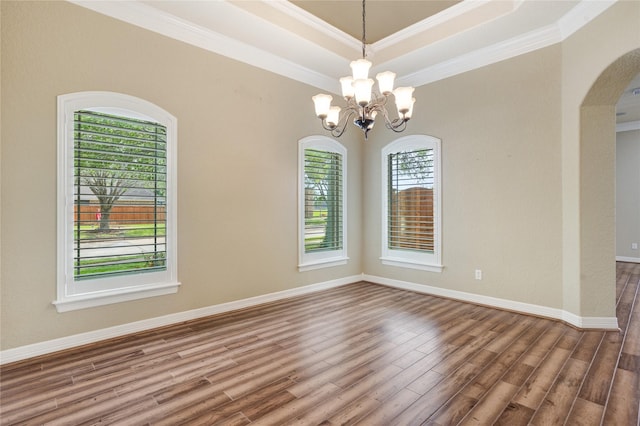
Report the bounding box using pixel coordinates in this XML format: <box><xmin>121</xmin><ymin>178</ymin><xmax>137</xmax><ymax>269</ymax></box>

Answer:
<box><xmin>1</xmin><ymin>0</ymin><xmax>639</xmax><ymax>424</ymax></box>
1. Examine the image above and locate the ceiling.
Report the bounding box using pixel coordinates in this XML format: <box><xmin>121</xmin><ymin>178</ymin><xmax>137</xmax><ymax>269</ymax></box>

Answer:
<box><xmin>291</xmin><ymin>1</ymin><xmax>462</xmax><ymax>43</ymax></box>
<box><xmin>72</xmin><ymin>0</ymin><xmax>637</xmax><ymax>126</ymax></box>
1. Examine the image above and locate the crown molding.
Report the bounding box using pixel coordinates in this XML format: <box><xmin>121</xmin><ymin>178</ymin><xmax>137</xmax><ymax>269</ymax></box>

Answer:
<box><xmin>556</xmin><ymin>0</ymin><xmax>617</xmax><ymax>40</ymax></box>
<box><xmin>396</xmin><ymin>23</ymin><xmax>563</xmax><ymax>87</ymax></box>
<box><xmin>390</xmin><ymin>0</ymin><xmax>615</xmax><ymax>87</ymax></box>
<box><xmin>616</xmin><ymin>120</ymin><xmax>640</xmax><ymax>132</ymax></box>
<box><xmin>70</xmin><ymin>0</ymin><xmax>343</xmax><ymax>93</ymax></box>
<box><xmin>378</xmin><ymin>0</ymin><xmax>509</xmax><ymax>47</ymax></box>
<box><xmin>70</xmin><ymin>0</ymin><xmax>616</xmax><ymax>92</ymax></box>
<box><xmin>257</xmin><ymin>0</ymin><xmax>360</xmax><ymax>52</ymax></box>
<box><xmin>373</xmin><ymin>0</ymin><xmax>521</xmax><ymax>59</ymax></box>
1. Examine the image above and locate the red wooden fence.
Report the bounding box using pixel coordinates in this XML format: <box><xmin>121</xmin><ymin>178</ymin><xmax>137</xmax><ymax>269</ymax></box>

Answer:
<box><xmin>75</xmin><ymin>204</ymin><xmax>166</xmax><ymax>225</ymax></box>
<box><xmin>390</xmin><ymin>187</ymin><xmax>434</xmax><ymax>251</ymax></box>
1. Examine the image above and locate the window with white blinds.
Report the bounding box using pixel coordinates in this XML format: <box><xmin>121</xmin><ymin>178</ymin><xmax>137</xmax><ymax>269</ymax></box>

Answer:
<box><xmin>73</xmin><ymin>110</ymin><xmax>167</xmax><ymax>279</ymax></box>
<box><xmin>57</xmin><ymin>92</ymin><xmax>179</xmax><ymax>312</ymax></box>
<box><xmin>304</xmin><ymin>149</ymin><xmax>343</xmax><ymax>252</ymax></box>
<box><xmin>381</xmin><ymin>135</ymin><xmax>442</xmax><ymax>272</ymax></box>
<box><xmin>388</xmin><ymin>148</ymin><xmax>434</xmax><ymax>252</ymax></box>
<box><xmin>298</xmin><ymin>136</ymin><xmax>348</xmax><ymax>271</ymax></box>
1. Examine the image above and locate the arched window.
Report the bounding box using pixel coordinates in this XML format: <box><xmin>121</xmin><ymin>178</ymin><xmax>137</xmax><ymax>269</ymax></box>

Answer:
<box><xmin>381</xmin><ymin>135</ymin><xmax>442</xmax><ymax>271</ymax></box>
<box><xmin>298</xmin><ymin>136</ymin><xmax>348</xmax><ymax>271</ymax></box>
<box><xmin>56</xmin><ymin>92</ymin><xmax>179</xmax><ymax>311</ymax></box>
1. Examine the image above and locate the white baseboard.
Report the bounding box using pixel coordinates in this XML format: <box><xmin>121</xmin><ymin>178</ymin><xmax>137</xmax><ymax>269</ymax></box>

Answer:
<box><xmin>0</xmin><ymin>275</ymin><xmax>361</xmax><ymax>365</ymax></box>
<box><xmin>363</xmin><ymin>274</ymin><xmax>619</xmax><ymax>331</ymax></box>
<box><xmin>616</xmin><ymin>256</ymin><xmax>640</xmax><ymax>264</ymax></box>
<box><xmin>1</xmin><ymin>273</ymin><xmax>620</xmax><ymax>365</ymax></box>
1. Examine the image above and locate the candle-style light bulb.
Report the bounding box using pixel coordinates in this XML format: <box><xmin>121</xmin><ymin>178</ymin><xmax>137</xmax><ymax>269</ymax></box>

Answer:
<box><xmin>326</xmin><ymin>106</ymin><xmax>341</xmax><ymax>127</ymax></box>
<box><xmin>353</xmin><ymin>78</ymin><xmax>374</xmax><ymax>106</ymax></box>
<box><xmin>393</xmin><ymin>87</ymin><xmax>415</xmax><ymax>115</ymax></box>
<box><xmin>350</xmin><ymin>59</ymin><xmax>372</xmax><ymax>80</ymax></box>
<box><xmin>376</xmin><ymin>71</ymin><xmax>396</xmax><ymax>95</ymax></box>
<box><xmin>312</xmin><ymin>94</ymin><xmax>332</xmax><ymax>118</ymax></box>
<box><xmin>340</xmin><ymin>77</ymin><xmax>355</xmax><ymax>99</ymax></box>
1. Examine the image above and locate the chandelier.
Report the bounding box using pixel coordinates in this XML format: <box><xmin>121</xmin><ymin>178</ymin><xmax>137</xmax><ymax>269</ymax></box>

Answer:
<box><xmin>312</xmin><ymin>0</ymin><xmax>415</xmax><ymax>139</ymax></box>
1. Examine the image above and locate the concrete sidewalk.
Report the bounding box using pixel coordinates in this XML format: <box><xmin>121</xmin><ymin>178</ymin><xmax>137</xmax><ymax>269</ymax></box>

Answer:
<box><xmin>79</xmin><ymin>237</ymin><xmax>166</xmax><ymax>257</ymax></box>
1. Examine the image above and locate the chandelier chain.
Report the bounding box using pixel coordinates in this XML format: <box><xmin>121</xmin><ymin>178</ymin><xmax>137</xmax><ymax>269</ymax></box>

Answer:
<box><xmin>311</xmin><ymin>0</ymin><xmax>415</xmax><ymax>139</ymax></box>
<box><xmin>361</xmin><ymin>0</ymin><xmax>366</xmax><ymax>58</ymax></box>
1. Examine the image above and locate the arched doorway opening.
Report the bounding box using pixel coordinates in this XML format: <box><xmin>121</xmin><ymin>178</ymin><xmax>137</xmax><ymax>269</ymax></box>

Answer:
<box><xmin>578</xmin><ymin>49</ymin><xmax>640</xmax><ymax>324</ymax></box>
<box><xmin>614</xmin><ymin>74</ymin><xmax>640</xmax><ymax>262</ymax></box>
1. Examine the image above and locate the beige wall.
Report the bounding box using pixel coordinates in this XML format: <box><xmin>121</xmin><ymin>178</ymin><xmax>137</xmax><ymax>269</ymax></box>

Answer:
<box><xmin>616</xmin><ymin>129</ymin><xmax>640</xmax><ymax>260</ymax></box>
<box><xmin>561</xmin><ymin>1</ymin><xmax>640</xmax><ymax>318</ymax></box>
<box><xmin>0</xmin><ymin>1</ymin><xmax>362</xmax><ymax>350</ymax></box>
<box><xmin>364</xmin><ymin>45</ymin><xmax>564</xmax><ymax>308</ymax></box>
<box><xmin>363</xmin><ymin>1</ymin><xmax>640</xmax><ymax>320</ymax></box>
<box><xmin>1</xmin><ymin>0</ymin><xmax>639</xmax><ymax>352</ymax></box>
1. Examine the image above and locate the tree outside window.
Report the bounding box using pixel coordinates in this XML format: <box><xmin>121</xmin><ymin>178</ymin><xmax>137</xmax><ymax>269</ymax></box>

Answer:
<box><xmin>298</xmin><ymin>136</ymin><xmax>347</xmax><ymax>271</ymax></box>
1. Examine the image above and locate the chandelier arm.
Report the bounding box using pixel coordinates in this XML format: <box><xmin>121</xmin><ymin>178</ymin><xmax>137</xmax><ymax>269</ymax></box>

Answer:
<box><xmin>339</xmin><ymin>106</ymin><xmax>359</xmax><ymax>127</ymax></box>
<box><xmin>366</xmin><ymin>93</ymin><xmax>410</xmax><ymax>131</ymax></box>
<box><xmin>385</xmin><ymin>119</ymin><xmax>409</xmax><ymax>133</ymax></box>
<box><xmin>369</xmin><ymin>91</ymin><xmax>387</xmax><ymax>107</ymax></box>
<box><xmin>331</xmin><ymin>125</ymin><xmax>349</xmax><ymax>139</ymax></box>
<box><xmin>386</xmin><ymin>112</ymin><xmax>409</xmax><ymax>129</ymax></box>
<box><xmin>319</xmin><ymin>109</ymin><xmax>356</xmax><ymax>138</ymax></box>
<box><xmin>370</xmin><ymin>102</ymin><xmax>394</xmax><ymax>124</ymax></box>
<box><xmin>367</xmin><ymin>99</ymin><xmax>387</xmax><ymax>113</ymax></box>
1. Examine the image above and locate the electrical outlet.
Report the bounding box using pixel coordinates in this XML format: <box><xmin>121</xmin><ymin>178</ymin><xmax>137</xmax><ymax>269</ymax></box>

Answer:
<box><xmin>475</xmin><ymin>269</ymin><xmax>482</xmax><ymax>280</ymax></box>
<box><xmin>632</xmin><ymin>243</ymin><xmax>638</xmax><ymax>250</ymax></box>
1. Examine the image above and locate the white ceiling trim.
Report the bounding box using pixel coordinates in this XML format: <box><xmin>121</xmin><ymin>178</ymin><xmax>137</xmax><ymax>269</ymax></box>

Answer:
<box><xmin>373</xmin><ymin>0</ymin><xmax>521</xmax><ymax>53</ymax></box>
<box><xmin>556</xmin><ymin>0</ymin><xmax>617</xmax><ymax>40</ymax></box>
<box><xmin>389</xmin><ymin>0</ymin><xmax>616</xmax><ymax>87</ymax></box>
<box><xmin>616</xmin><ymin>120</ymin><xmax>640</xmax><ymax>132</ymax></box>
<box><xmin>71</xmin><ymin>0</ymin><xmax>342</xmax><ymax>92</ymax></box>
<box><xmin>70</xmin><ymin>0</ymin><xmax>616</xmax><ymax>94</ymax></box>
<box><xmin>396</xmin><ymin>23</ymin><xmax>562</xmax><ymax>87</ymax></box>
<box><xmin>256</xmin><ymin>0</ymin><xmax>359</xmax><ymax>52</ymax></box>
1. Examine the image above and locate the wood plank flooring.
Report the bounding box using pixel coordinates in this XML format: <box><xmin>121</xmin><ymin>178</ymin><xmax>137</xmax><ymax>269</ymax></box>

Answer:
<box><xmin>1</xmin><ymin>262</ymin><xmax>638</xmax><ymax>425</ymax></box>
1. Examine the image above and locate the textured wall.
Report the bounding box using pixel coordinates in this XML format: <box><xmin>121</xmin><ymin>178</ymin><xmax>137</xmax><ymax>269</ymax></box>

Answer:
<box><xmin>616</xmin><ymin>130</ymin><xmax>640</xmax><ymax>260</ymax></box>
<box><xmin>0</xmin><ymin>1</ymin><xmax>362</xmax><ymax>350</ymax></box>
<box><xmin>2</xmin><ymin>0</ymin><xmax>639</xmax><ymax>352</ymax></box>
<box><xmin>561</xmin><ymin>1</ymin><xmax>640</xmax><ymax>318</ymax></box>
<box><xmin>363</xmin><ymin>45</ymin><xmax>564</xmax><ymax>308</ymax></box>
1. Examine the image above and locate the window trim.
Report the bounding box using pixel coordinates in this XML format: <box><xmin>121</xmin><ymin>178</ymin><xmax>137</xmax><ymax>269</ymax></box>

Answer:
<box><xmin>298</xmin><ymin>136</ymin><xmax>348</xmax><ymax>271</ymax></box>
<box><xmin>381</xmin><ymin>135</ymin><xmax>443</xmax><ymax>272</ymax></box>
<box><xmin>56</xmin><ymin>92</ymin><xmax>179</xmax><ymax>312</ymax></box>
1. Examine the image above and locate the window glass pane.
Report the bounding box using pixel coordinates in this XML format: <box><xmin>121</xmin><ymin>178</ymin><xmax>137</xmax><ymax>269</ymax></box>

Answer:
<box><xmin>304</xmin><ymin>149</ymin><xmax>343</xmax><ymax>253</ymax></box>
<box><xmin>73</xmin><ymin>110</ymin><xmax>167</xmax><ymax>280</ymax></box>
<box><xmin>388</xmin><ymin>148</ymin><xmax>434</xmax><ymax>252</ymax></box>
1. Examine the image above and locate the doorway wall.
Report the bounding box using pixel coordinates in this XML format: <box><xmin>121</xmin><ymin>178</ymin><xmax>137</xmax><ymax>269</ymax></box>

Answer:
<box><xmin>562</xmin><ymin>41</ymin><xmax>640</xmax><ymax>323</ymax></box>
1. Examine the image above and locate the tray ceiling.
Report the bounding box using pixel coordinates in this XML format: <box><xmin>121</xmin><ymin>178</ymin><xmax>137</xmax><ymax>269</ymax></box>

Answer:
<box><xmin>70</xmin><ymin>0</ymin><xmax>637</xmax><ymax>125</ymax></box>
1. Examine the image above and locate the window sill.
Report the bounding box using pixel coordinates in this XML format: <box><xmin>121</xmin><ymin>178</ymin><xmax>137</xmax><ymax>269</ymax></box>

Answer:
<box><xmin>53</xmin><ymin>281</ymin><xmax>181</xmax><ymax>312</ymax></box>
<box><xmin>298</xmin><ymin>257</ymin><xmax>349</xmax><ymax>272</ymax></box>
<box><xmin>380</xmin><ymin>257</ymin><xmax>443</xmax><ymax>272</ymax></box>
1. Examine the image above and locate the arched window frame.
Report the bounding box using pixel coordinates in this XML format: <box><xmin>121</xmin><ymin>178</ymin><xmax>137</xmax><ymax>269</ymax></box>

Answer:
<box><xmin>381</xmin><ymin>135</ymin><xmax>443</xmax><ymax>272</ymax></box>
<box><xmin>298</xmin><ymin>136</ymin><xmax>348</xmax><ymax>271</ymax></box>
<box><xmin>56</xmin><ymin>91</ymin><xmax>179</xmax><ymax>312</ymax></box>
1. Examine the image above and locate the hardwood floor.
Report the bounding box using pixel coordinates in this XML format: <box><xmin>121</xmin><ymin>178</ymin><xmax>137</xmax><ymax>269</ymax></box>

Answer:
<box><xmin>1</xmin><ymin>262</ymin><xmax>638</xmax><ymax>425</ymax></box>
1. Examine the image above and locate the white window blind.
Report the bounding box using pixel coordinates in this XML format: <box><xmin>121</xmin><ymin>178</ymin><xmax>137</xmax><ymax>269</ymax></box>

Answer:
<box><xmin>381</xmin><ymin>135</ymin><xmax>442</xmax><ymax>272</ymax></box>
<box><xmin>388</xmin><ymin>148</ymin><xmax>435</xmax><ymax>252</ymax></box>
<box><xmin>57</xmin><ymin>92</ymin><xmax>178</xmax><ymax>312</ymax></box>
<box><xmin>298</xmin><ymin>136</ymin><xmax>347</xmax><ymax>271</ymax></box>
<box><xmin>73</xmin><ymin>110</ymin><xmax>167</xmax><ymax>279</ymax></box>
<box><xmin>304</xmin><ymin>148</ymin><xmax>343</xmax><ymax>252</ymax></box>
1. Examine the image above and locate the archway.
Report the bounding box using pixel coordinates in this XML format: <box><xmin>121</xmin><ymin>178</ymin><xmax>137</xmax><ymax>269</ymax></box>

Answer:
<box><xmin>578</xmin><ymin>49</ymin><xmax>640</xmax><ymax>323</ymax></box>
